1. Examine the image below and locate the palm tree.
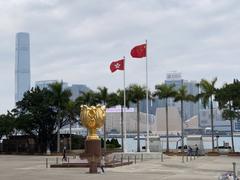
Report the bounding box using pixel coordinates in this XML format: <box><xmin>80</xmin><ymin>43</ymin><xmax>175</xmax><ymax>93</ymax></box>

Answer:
<box><xmin>96</xmin><ymin>87</ymin><xmax>109</xmax><ymax>153</ymax></box>
<box><xmin>174</xmin><ymin>85</ymin><xmax>195</xmax><ymax>153</ymax></box>
<box><xmin>108</xmin><ymin>89</ymin><xmax>129</xmax><ymax>152</ymax></box>
<box><xmin>198</xmin><ymin>77</ymin><xmax>217</xmax><ymax>151</ymax></box>
<box><xmin>49</xmin><ymin>82</ymin><xmax>72</xmax><ymax>153</ymax></box>
<box><xmin>65</xmin><ymin>100</ymin><xmax>79</xmax><ymax>151</ymax></box>
<box><xmin>153</xmin><ymin>84</ymin><xmax>176</xmax><ymax>152</ymax></box>
<box><xmin>75</xmin><ymin>90</ymin><xmax>99</xmax><ymax>106</ymax></box>
<box><xmin>128</xmin><ymin>84</ymin><xmax>146</xmax><ymax>152</ymax></box>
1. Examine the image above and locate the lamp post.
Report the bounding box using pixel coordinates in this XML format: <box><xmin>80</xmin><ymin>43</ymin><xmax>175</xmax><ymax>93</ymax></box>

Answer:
<box><xmin>216</xmin><ymin>135</ymin><xmax>219</xmax><ymax>152</ymax></box>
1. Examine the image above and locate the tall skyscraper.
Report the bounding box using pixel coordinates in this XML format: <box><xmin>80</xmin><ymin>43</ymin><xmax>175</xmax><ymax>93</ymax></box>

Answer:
<box><xmin>165</xmin><ymin>71</ymin><xmax>199</xmax><ymax>120</ymax></box>
<box><xmin>139</xmin><ymin>71</ymin><xmax>199</xmax><ymax>121</ymax></box>
<box><xmin>15</xmin><ymin>32</ymin><xmax>30</xmax><ymax>103</ymax></box>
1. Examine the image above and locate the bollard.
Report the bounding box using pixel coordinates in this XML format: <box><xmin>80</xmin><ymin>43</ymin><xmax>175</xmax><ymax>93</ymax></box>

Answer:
<box><xmin>182</xmin><ymin>155</ymin><xmax>184</xmax><ymax>163</ymax></box>
<box><xmin>134</xmin><ymin>155</ymin><xmax>136</xmax><ymax>164</ymax></box>
<box><xmin>56</xmin><ymin>157</ymin><xmax>58</xmax><ymax>164</ymax></box>
<box><xmin>194</xmin><ymin>155</ymin><xmax>196</xmax><ymax>160</ymax></box>
<box><xmin>67</xmin><ymin>158</ymin><xmax>70</xmax><ymax>167</ymax></box>
<box><xmin>161</xmin><ymin>153</ymin><xmax>163</xmax><ymax>162</ymax></box>
<box><xmin>113</xmin><ymin>155</ymin><xmax>116</xmax><ymax>162</ymax></box>
<box><xmin>186</xmin><ymin>155</ymin><xmax>188</xmax><ymax>162</ymax></box>
<box><xmin>46</xmin><ymin>158</ymin><xmax>48</xmax><ymax>168</ymax></box>
<box><xmin>141</xmin><ymin>154</ymin><xmax>143</xmax><ymax>162</ymax></box>
<box><xmin>121</xmin><ymin>157</ymin><xmax>123</xmax><ymax>166</ymax></box>
<box><xmin>190</xmin><ymin>155</ymin><xmax>192</xmax><ymax>161</ymax></box>
<box><xmin>128</xmin><ymin>156</ymin><xmax>130</xmax><ymax>165</ymax></box>
<box><xmin>232</xmin><ymin>162</ymin><xmax>237</xmax><ymax>180</ymax></box>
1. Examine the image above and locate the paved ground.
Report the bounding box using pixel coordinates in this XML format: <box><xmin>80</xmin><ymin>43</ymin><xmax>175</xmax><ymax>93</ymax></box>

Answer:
<box><xmin>0</xmin><ymin>155</ymin><xmax>239</xmax><ymax>180</ymax></box>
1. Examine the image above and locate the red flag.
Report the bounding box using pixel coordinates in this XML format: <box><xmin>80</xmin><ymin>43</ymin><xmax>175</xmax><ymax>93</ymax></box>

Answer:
<box><xmin>110</xmin><ymin>59</ymin><xmax>124</xmax><ymax>73</ymax></box>
<box><xmin>130</xmin><ymin>44</ymin><xmax>146</xmax><ymax>58</ymax></box>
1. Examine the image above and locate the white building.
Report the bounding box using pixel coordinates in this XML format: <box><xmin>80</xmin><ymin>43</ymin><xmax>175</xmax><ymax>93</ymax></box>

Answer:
<box><xmin>105</xmin><ymin>107</ymin><xmax>156</xmax><ymax>133</ymax></box>
<box><xmin>154</xmin><ymin>107</ymin><xmax>181</xmax><ymax>135</ymax></box>
<box><xmin>15</xmin><ymin>32</ymin><xmax>30</xmax><ymax>102</ymax></box>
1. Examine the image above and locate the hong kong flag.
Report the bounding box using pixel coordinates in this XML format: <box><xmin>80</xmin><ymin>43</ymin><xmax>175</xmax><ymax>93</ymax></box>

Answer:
<box><xmin>130</xmin><ymin>44</ymin><xmax>146</xmax><ymax>58</ymax></box>
<box><xmin>110</xmin><ymin>59</ymin><xmax>125</xmax><ymax>73</ymax></box>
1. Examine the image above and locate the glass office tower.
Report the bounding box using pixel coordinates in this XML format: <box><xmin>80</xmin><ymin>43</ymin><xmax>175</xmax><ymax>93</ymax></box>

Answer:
<box><xmin>15</xmin><ymin>32</ymin><xmax>30</xmax><ymax>103</ymax></box>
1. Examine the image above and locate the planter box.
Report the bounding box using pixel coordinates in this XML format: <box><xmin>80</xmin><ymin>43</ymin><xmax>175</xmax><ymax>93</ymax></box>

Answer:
<box><xmin>228</xmin><ymin>152</ymin><xmax>240</xmax><ymax>156</ymax></box>
<box><xmin>217</xmin><ymin>149</ymin><xmax>231</xmax><ymax>154</ymax></box>
<box><xmin>207</xmin><ymin>151</ymin><xmax>220</xmax><ymax>156</ymax></box>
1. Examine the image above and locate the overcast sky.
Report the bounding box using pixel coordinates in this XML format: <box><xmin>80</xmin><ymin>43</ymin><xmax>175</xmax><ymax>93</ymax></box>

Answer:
<box><xmin>1</xmin><ymin>0</ymin><xmax>240</xmax><ymax>113</ymax></box>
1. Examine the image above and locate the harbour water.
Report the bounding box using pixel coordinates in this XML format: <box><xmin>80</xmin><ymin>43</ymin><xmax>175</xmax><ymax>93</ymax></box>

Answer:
<box><xmin>116</xmin><ymin>136</ymin><xmax>240</xmax><ymax>152</ymax></box>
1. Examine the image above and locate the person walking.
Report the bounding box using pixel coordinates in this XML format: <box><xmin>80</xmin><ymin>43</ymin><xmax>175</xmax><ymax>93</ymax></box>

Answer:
<box><xmin>195</xmin><ymin>144</ymin><xmax>199</xmax><ymax>156</ymax></box>
<box><xmin>100</xmin><ymin>155</ymin><xmax>105</xmax><ymax>174</ymax></box>
<box><xmin>187</xmin><ymin>146</ymin><xmax>193</xmax><ymax>156</ymax></box>
<box><xmin>62</xmin><ymin>146</ymin><xmax>67</xmax><ymax>162</ymax></box>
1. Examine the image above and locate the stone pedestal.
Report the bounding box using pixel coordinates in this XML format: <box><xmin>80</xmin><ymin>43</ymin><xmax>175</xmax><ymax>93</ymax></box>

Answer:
<box><xmin>85</xmin><ymin>140</ymin><xmax>101</xmax><ymax>173</ymax></box>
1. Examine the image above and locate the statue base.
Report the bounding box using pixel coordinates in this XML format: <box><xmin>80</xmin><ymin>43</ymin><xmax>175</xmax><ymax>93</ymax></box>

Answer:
<box><xmin>85</xmin><ymin>139</ymin><xmax>101</xmax><ymax>173</ymax></box>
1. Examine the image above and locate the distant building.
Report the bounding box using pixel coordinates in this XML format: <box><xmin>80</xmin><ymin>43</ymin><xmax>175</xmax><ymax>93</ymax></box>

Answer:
<box><xmin>199</xmin><ymin>108</ymin><xmax>240</xmax><ymax>132</ymax></box>
<box><xmin>105</xmin><ymin>107</ymin><xmax>156</xmax><ymax>133</ymax></box>
<box><xmin>154</xmin><ymin>107</ymin><xmax>181</xmax><ymax>135</ymax></box>
<box><xmin>35</xmin><ymin>80</ymin><xmax>69</xmax><ymax>92</ymax></box>
<box><xmin>165</xmin><ymin>71</ymin><xmax>199</xmax><ymax>121</ymax></box>
<box><xmin>15</xmin><ymin>32</ymin><xmax>30</xmax><ymax>102</ymax></box>
<box><xmin>234</xmin><ymin>121</ymin><xmax>240</xmax><ymax>131</ymax></box>
<box><xmin>140</xmin><ymin>71</ymin><xmax>199</xmax><ymax>121</ymax></box>
<box><xmin>35</xmin><ymin>80</ymin><xmax>91</xmax><ymax>100</ymax></box>
<box><xmin>70</xmin><ymin>84</ymin><xmax>91</xmax><ymax>100</ymax></box>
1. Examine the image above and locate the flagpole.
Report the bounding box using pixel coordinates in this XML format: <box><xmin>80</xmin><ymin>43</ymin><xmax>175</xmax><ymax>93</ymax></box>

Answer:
<box><xmin>123</xmin><ymin>56</ymin><xmax>127</xmax><ymax>153</ymax></box>
<box><xmin>146</xmin><ymin>40</ymin><xmax>150</xmax><ymax>153</ymax></box>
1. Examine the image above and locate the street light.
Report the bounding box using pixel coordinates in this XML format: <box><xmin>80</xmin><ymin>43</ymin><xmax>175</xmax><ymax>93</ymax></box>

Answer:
<box><xmin>216</xmin><ymin>135</ymin><xmax>219</xmax><ymax>152</ymax></box>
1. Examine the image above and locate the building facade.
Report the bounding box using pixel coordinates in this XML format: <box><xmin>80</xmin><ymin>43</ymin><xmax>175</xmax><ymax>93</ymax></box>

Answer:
<box><xmin>35</xmin><ymin>80</ymin><xmax>91</xmax><ymax>100</ymax></box>
<box><xmin>70</xmin><ymin>84</ymin><xmax>91</xmax><ymax>100</ymax></box>
<box><xmin>139</xmin><ymin>71</ymin><xmax>199</xmax><ymax>120</ymax></box>
<box><xmin>15</xmin><ymin>32</ymin><xmax>30</xmax><ymax>102</ymax></box>
<box><xmin>165</xmin><ymin>71</ymin><xmax>199</xmax><ymax>121</ymax></box>
<box><xmin>35</xmin><ymin>80</ymin><xmax>68</xmax><ymax>90</ymax></box>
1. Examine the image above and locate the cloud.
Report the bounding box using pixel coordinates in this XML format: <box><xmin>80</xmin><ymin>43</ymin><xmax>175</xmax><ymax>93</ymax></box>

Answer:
<box><xmin>1</xmin><ymin>0</ymin><xmax>240</xmax><ymax>113</ymax></box>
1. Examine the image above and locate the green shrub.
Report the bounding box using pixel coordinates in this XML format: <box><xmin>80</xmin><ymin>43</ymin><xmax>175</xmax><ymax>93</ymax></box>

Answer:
<box><xmin>71</xmin><ymin>135</ymin><xmax>86</xmax><ymax>149</ymax></box>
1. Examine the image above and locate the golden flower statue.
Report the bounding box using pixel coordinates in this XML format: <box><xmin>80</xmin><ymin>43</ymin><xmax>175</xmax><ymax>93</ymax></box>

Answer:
<box><xmin>80</xmin><ymin>105</ymin><xmax>106</xmax><ymax>140</ymax></box>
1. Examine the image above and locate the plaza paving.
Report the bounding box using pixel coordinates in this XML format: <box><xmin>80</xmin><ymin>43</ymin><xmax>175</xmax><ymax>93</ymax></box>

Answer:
<box><xmin>0</xmin><ymin>154</ymin><xmax>239</xmax><ymax>180</ymax></box>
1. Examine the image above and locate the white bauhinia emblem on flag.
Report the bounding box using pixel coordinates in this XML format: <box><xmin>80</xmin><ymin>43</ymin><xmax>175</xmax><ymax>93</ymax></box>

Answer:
<box><xmin>114</xmin><ymin>63</ymin><xmax>121</xmax><ymax>69</ymax></box>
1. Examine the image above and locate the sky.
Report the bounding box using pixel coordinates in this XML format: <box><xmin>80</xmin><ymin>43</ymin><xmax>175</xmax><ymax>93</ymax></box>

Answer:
<box><xmin>1</xmin><ymin>0</ymin><xmax>240</xmax><ymax>113</ymax></box>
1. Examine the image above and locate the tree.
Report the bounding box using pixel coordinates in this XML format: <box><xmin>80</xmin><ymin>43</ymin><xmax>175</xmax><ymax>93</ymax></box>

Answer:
<box><xmin>198</xmin><ymin>78</ymin><xmax>217</xmax><ymax>151</ymax></box>
<box><xmin>13</xmin><ymin>87</ymin><xmax>57</xmax><ymax>153</ymax></box>
<box><xmin>48</xmin><ymin>82</ymin><xmax>72</xmax><ymax>153</ymax></box>
<box><xmin>0</xmin><ymin>112</ymin><xmax>15</xmax><ymax>139</ymax></box>
<box><xmin>215</xmin><ymin>80</ymin><xmax>240</xmax><ymax>152</ymax></box>
<box><xmin>108</xmin><ymin>89</ymin><xmax>129</xmax><ymax>152</ymax></box>
<box><xmin>65</xmin><ymin>100</ymin><xmax>79</xmax><ymax>151</ymax></box>
<box><xmin>128</xmin><ymin>84</ymin><xmax>146</xmax><ymax>152</ymax></box>
<box><xmin>75</xmin><ymin>90</ymin><xmax>99</xmax><ymax>107</ymax></box>
<box><xmin>174</xmin><ymin>85</ymin><xmax>195</xmax><ymax>153</ymax></box>
<box><xmin>153</xmin><ymin>84</ymin><xmax>176</xmax><ymax>152</ymax></box>
<box><xmin>96</xmin><ymin>86</ymin><xmax>109</xmax><ymax>153</ymax></box>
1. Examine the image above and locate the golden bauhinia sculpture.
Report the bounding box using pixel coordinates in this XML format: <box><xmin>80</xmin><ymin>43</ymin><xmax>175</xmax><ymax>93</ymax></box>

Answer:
<box><xmin>80</xmin><ymin>105</ymin><xmax>106</xmax><ymax>140</ymax></box>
